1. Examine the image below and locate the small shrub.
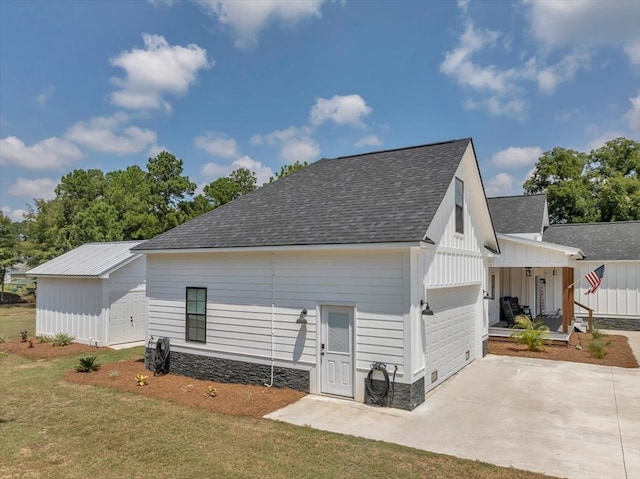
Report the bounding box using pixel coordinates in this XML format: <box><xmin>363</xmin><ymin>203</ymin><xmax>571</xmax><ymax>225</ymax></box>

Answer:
<box><xmin>204</xmin><ymin>386</ymin><xmax>217</xmax><ymax>398</ymax></box>
<box><xmin>76</xmin><ymin>356</ymin><xmax>100</xmax><ymax>372</ymax></box>
<box><xmin>135</xmin><ymin>373</ymin><xmax>148</xmax><ymax>386</ymax></box>
<box><xmin>20</xmin><ymin>330</ymin><xmax>28</xmax><ymax>342</ymax></box>
<box><xmin>51</xmin><ymin>332</ymin><xmax>75</xmax><ymax>347</ymax></box>
<box><xmin>0</xmin><ymin>335</ymin><xmax>6</xmax><ymax>343</ymax></box>
<box><xmin>591</xmin><ymin>328</ymin><xmax>606</xmax><ymax>340</ymax></box>
<box><xmin>510</xmin><ymin>315</ymin><xmax>550</xmax><ymax>352</ymax></box>
<box><xmin>109</xmin><ymin>370</ymin><xmax>119</xmax><ymax>378</ymax></box>
<box><xmin>36</xmin><ymin>336</ymin><xmax>51</xmax><ymax>344</ymax></box>
<box><xmin>588</xmin><ymin>337</ymin><xmax>612</xmax><ymax>359</ymax></box>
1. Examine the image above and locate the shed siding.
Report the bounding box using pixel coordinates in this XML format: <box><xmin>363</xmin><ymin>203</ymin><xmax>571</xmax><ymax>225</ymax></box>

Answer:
<box><xmin>146</xmin><ymin>249</ymin><xmax>407</xmax><ymax>384</ymax></box>
<box><xmin>107</xmin><ymin>256</ymin><xmax>146</xmax><ymax>292</ymax></box>
<box><xmin>35</xmin><ymin>278</ymin><xmax>104</xmax><ymax>344</ymax></box>
<box><xmin>575</xmin><ymin>262</ymin><xmax>640</xmax><ymax>319</ymax></box>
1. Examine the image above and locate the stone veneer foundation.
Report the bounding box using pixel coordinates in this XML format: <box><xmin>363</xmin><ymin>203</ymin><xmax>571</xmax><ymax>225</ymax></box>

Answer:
<box><xmin>145</xmin><ymin>348</ymin><xmax>310</xmax><ymax>392</ymax></box>
<box><xmin>364</xmin><ymin>376</ymin><xmax>425</xmax><ymax>411</ymax></box>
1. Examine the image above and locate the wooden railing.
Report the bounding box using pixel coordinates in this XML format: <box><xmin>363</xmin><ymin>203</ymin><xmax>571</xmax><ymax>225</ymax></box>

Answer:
<box><xmin>574</xmin><ymin>300</ymin><xmax>594</xmax><ymax>332</ymax></box>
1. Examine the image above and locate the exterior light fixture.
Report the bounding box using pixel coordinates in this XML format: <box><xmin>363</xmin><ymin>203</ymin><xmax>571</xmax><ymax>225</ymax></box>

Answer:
<box><xmin>297</xmin><ymin>309</ymin><xmax>308</xmax><ymax>324</ymax></box>
<box><xmin>553</xmin><ymin>269</ymin><xmax>557</xmax><ymax>276</ymax></box>
<box><xmin>420</xmin><ymin>300</ymin><xmax>434</xmax><ymax>316</ymax></box>
<box><xmin>483</xmin><ymin>290</ymin><xmax>492</xmax><ymax>300</ymax></box>
<box><xmin>525</xmin><ymin>267</ymin><xmax>532</xmax><ymax>277</ymax></box>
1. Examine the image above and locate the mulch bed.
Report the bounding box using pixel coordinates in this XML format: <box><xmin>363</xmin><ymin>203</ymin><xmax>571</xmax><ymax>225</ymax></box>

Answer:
<box><xmin>0</xmin><ymin>338</ymin><xmax>108</xmax><ymax>360</ymax></box>
<box><xmin>489</xmin><ymin>332</ymin><xmax>639</xmax><ymax>368</ymax></box>
<box><xmin>63</xmin><ymin>358</ymin><xmax>306</xmax><ymax>418</ymax></box>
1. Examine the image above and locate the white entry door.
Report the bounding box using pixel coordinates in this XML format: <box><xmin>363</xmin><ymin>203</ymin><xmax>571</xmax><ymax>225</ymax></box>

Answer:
<box><xmin>321</xmin><ymin>306</ymin><xmax>354</xmax><ymax>397</ymax></box>
<box><xmin>109</xmin><ymin>291</ymin><xmax>147</xmax><ymax>345</ymax></box>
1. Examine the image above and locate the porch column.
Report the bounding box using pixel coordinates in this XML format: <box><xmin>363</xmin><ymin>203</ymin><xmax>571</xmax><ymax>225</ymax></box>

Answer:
<box><xmin>561</xmin><ymin>267</ymin><xmax>574</xmax><ymax>334</ymax></box>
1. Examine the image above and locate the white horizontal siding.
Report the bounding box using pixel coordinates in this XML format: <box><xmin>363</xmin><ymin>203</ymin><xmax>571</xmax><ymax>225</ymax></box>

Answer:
<box><xmin>35</xmin><ymin>278</ymin><xmax>104</xmax><ymax>344</ymax></box>
<box><xmin>146</xmin><ymin>249</ymin><xmax>406</xmax><ymax>373</ymax></box>
<box><xmin>575</xmin><ymin>262</ymin><xmax>640</xmax><ymax>318</ymax></box>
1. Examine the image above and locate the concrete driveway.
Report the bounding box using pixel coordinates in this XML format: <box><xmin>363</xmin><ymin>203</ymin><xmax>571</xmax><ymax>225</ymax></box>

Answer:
<box><xmin>266</xmin><ymin>355</ymin><xmax>640</xmax><ymax>479</ymax></box>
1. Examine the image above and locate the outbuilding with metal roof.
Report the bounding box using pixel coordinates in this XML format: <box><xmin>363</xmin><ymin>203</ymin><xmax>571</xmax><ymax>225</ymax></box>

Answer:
<box><xmin>27</xmin><ymin>241</ymin><xmax>147</xmax><ymax>347</ymax></box>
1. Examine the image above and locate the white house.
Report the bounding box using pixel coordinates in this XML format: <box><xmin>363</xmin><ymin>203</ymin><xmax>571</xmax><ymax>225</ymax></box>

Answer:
<box><xmin>544</xmin><ymin>221</ymin><xmax>640</xmax><ymax>329</ymax></box>
<box><xmin>135</xmin><ymin>138</ymin><xmax>499</xmax><ymax>410</ymax></box>
<box><xmin>487</xmin><ymin>195</ymin><xmax>640</xmax><ymax>332</ymax></box>
<box><xmin>28</xmin><ymin>241</ymin><xmax>147</xmax><ymax>347</ymax></box>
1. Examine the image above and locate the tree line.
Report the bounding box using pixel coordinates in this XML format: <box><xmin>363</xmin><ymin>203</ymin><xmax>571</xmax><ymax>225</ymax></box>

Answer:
<box><xmin>0</xmin><ymin>152</ymin><xmax>309</xmax><ymax>275</ymax></box>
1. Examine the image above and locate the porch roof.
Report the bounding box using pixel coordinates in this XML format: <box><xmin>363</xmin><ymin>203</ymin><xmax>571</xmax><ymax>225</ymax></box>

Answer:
<box><xmin>491</xmin><ymin>233</ymin><xmax>584</xmax><ymax>267</ymax></box>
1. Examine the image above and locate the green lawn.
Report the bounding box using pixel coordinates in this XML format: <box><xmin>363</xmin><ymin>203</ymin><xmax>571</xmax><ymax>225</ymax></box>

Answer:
<box><xmin>0</xmin><ymin>303</ymin><xmax>35</xmax><ymax>339</ymax></box>
<box><xmin>0</xmin><ymin>307</ymin><xmax>553</xmax><ymax>479</ymax></box>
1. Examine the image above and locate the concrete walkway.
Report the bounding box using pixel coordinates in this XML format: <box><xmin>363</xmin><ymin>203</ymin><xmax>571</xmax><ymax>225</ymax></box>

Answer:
<box><xmin>266</xmin><ymin>355</ymin><xmax>640</xmax><ymax>479</ymax></box>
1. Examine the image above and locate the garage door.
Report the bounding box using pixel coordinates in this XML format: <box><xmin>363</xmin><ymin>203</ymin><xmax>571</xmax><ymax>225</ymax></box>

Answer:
<box><xmin>425</xmin><ymin>286</ymin><xmax>478</xmax><ymax>392</ymax></box>
<box><xmin>109</xmin><ymin>291</ymin><xmax>147</xmax><ymax>345</ymax></box>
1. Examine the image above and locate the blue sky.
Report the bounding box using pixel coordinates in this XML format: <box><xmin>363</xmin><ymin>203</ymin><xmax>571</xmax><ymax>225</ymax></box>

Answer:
<box><xmin>1</xmin><ymin>0</ymin><xmax>639</xmax><ymax>220</ymax></box>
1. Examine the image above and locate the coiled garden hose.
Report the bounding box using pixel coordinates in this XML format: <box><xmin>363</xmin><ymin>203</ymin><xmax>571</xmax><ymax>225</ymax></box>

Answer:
<box><xmin>365</xmin><ymin>362</ymin><xmax>390</xmax><ymax>406</ymax></box>
<box><xmin>153</xmin><ymin>337</ymin><xmax>170</xmax><ymax>376</ymax></box>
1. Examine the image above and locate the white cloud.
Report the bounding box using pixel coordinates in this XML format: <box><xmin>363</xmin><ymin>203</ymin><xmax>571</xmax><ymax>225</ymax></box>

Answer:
<box><xmin>147</xmin><ymin>144</ymin><xmax>169</xmax><ymax>158</ymax></box>
<box><xmin>532</xmin><ymin>52</ymin><xmax>590</xmax><ymax>93</ymax></box>
<box><xmin>456</xmin><ymin>0</ymin><xmax>469</xmax><ymax>13</ymax></box>
<box><xmin>251</xmin><ymin>125</ymin><xmax>320</xmax><ymax>163</ymax></box>
<box><xmin>0</xmin><ymin>136</ymin><xmax>83</xmax><ymax>170</ymax></box>
<box><xmin>624</xmin><ymin>92</ymin><xmax>640</xmax><ymax>132</ymax></box>
<box><xmin>35</xmin><ymin>86</ymin><xmax>54</xmax><ymax>108</ymax></box>
<box><xmin>310</xmin><ymin>94</ymin><xmax>372</xmax><ymax>127</ymax></box>
<box><xmin>8</xmin><ymin>177</ymin><xmax>57</xmax><ymax>200</ymax></box>
<box><xmin>196</xmin><ymin>0</ymin><xmax>325</xmax><ymax>49</ymax></box>
<box><xmin>110</xmin><ymin>34</ymin><xmax>212</xmax><ymax>111</ymax></box>
<box><xmin>554</xmin><ymin>108</ymin><xmax>580</xmax><ymax>122</ymax></box>
<box><xmin>354</xmin><ymin>135</ymin><xmax>383</xmax><ymax>148</ymax></box>
<box><xmin>585</xmin><ymin>129</ymin><xmax>625</xmax><ymax>152</ymax></box>
<box><xmin>195</xmin><ymin>132</ymin><xmax>238</xmax><ymax>159</ymax></box>
<box><xmin>526</xmin><ymin>0</ymin><xmax>640</xmax><ymax>65</ymax></box>
<box><xmin>201</xmin><ymin>155</ymin><xmax>274</xmax><ymax>185</ymax></box>
<box><xmin>65</xmin><ymin>113</ymin><xmax>156</xmax><ymax>154</ymax></box>
<box><xmin>0</xmin><ymin>206</ymin><xmax>27</xmax><ymax>221</ymax></box>
<box><xmin>492</xmin><ymin>146</ymin><xmax>543</xmax><ymax>168</ymax></box>
<box><xmin>485</xmin><ymin>172</ymin><xmax>515</xmax><ymax>197</ymax></box>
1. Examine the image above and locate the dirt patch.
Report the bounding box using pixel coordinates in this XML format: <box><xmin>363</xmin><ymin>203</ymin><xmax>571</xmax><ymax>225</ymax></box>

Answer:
<box><xmin>63</xmin><ymin>358</ymin><xmax>306</xmax><ymax>418</ymax></box>
<box><xmin>0</xmin><ymin>338</ymin><xmax>108</xmax><ymax>360</ymax></box>
<box><xmin>489</xmin><ymin>332</ymin><xmax>639</xmax><ymax>368</ymax></box>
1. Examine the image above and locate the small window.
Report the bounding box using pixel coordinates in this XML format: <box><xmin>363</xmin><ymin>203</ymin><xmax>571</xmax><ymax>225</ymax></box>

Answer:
<box><xmin>455</xmin><ymin>177</ymin><xmax>464</xmax><ymax>234</ymax></box>
<box><xmin>186</xmin><ymin>287</ymin><xmax>206</xmax><ymax>343</ymax></box>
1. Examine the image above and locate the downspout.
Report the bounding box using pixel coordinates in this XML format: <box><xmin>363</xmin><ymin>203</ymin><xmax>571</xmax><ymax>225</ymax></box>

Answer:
<box><xmin>265</xmin><ymin>252</ymin><xmax>275</xmax><ymax>387</ymax></box>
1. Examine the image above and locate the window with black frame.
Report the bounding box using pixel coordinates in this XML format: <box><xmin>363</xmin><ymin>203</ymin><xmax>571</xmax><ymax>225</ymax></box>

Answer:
<box><xmin>186</xmin><ymin>287</ymin><xmax>206</xmax><ymax>342</ymax></box>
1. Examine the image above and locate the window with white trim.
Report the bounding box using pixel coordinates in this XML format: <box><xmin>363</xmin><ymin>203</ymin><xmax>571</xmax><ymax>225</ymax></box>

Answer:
<box><xmin>186</xmin><ymin>287</ymin><xmax>206</xmax><ymax>343</ymax></box>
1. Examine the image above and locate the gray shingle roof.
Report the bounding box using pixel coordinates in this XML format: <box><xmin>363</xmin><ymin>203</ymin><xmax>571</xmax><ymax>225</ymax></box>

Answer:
<box><xmin>487</xmin><ymin>194</ymin><xmax>547</xmax><ymax>234</ymax></box>
<box><xmin>27</xmin><ymin>241</ymin><xmax>144</xmax><ymax>277</ymax></box>
<box><xmin>543</xmin><ymin>221</ymin><xmax>640</xmax><ymax>260</ymax></box>
<box><xmin>135</xmin><ymin>139</ymin><xmax>473</xmax><ymax>251</ymax></box>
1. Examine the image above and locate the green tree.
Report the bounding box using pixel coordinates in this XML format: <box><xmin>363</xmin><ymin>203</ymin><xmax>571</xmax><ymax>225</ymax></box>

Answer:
<box><xmin>269</xmin><ymin>160</ymin><xmax>309</xmax><ymax>183</ymax></box>
<box><xmin>0</xmin><ymin>213</ymin><xmax>19</xmax><ymax>301</ymax></box>
<box><xmin>203</xmin><ymin>168</ymin><xmax>257</xmax><ymax>208</ymax></box>
<box><xmin>590</xmin><ymin>138</ymin><xmax>640</xmax><ymax>221</ymax></box>
<box><xmin>104</xmin><ymin>166</ymin><xmax>158</xmax><ymax>239</ymax></box>
<box><xmin>523</xmin><ymin>147</ymin><xmax>597</xmax><ymax>223</ymax></box>
<box><xmin>524</xmin><ymin>138</ymin><xmax>640</xmax><ymax>223</ymax></box>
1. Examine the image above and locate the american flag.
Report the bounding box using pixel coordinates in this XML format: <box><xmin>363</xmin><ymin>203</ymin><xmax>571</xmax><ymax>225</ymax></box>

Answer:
<box><xmin>585</xmin><ymin>265</ymin><xmax>605</xmax><ymax>294</ymax></box>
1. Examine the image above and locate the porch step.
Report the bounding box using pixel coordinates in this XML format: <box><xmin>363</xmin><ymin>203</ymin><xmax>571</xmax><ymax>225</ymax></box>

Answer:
<box><xmin>488</xmin><ymin>327</ymin><xmax>572</xmax><ymax>345</ymax></box>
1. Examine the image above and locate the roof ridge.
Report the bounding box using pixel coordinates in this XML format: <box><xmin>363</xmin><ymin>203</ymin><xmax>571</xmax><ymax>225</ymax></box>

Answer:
<box><xmin>333</xmin><ymin>138</ymin><xmax>470</xmax><ymax>160</ymax></box>
<box><xmin>547</xmin><ymin>220</ymin><xmax>640</xmax><ymax>227</ymax></box>
<box><xmin>487</xmin><ymin>193</ymin><xmax>546</xmax><ymax>199</ymax></box>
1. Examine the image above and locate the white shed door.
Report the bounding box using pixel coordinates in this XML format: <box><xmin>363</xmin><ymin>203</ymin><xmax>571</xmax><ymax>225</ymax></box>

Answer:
<box><xmin>425</xmin><ymin>286</ymin><xmax>478</xmax><ymax>392</ymax></box>
<box><xmin>109</xmin><ymin>291</ymin><xmax>147</xmax><ymax>345</ymax></box>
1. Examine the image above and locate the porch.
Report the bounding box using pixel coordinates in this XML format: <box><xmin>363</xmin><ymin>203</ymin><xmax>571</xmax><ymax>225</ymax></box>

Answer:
<box><xmin>488</xmin><ymin>313</ymin><xmax>573</xmax><ymax>344</ymax></box>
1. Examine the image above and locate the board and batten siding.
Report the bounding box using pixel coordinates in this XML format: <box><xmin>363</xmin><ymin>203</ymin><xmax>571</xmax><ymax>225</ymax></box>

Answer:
<box><xmin>35</xmin><ymin>277</ymin><xmax>104</xmax><ymax>344</ymax></box>
<box><xmin>575</xmin><ymin>261</ymin><xmax>640</xmax><ymax>319</ymax></box>
<box><xmin>146</xmin><ymin>249</ymin><xmax>408</xmax><ymax>388</ymax></box>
